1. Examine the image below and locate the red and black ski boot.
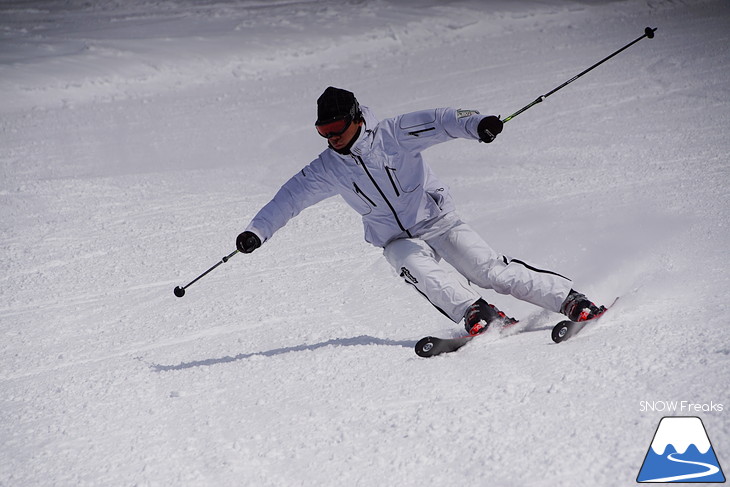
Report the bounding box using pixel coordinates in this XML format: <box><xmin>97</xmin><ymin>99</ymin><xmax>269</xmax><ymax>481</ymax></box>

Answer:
<box><xmin>464</xmin><ymin>298</ymin><xmax>518</xmax><ymax>336</ymax></box>
<box><xmin>560</xmin><ymin>289</ymin><xmax>606</xmax><ymax>322</ymax></box>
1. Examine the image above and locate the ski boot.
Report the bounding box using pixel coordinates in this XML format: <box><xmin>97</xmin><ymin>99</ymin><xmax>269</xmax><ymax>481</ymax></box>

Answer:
<box><xmin>464</xmin><ymin>298</ymin><xmax>517</xmax><ymax>336</ymax></box>
<box><xmin>560</xmin><ymin>289</ymin><xmax>606</xmax><ymax>322</ymax></box>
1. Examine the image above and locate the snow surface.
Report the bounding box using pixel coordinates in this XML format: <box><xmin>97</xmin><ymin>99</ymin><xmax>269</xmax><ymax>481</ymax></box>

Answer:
<box><xmin>1</xmin><ymin>0</ymin><xmax>729</xmax><ymax>486</ymax></box>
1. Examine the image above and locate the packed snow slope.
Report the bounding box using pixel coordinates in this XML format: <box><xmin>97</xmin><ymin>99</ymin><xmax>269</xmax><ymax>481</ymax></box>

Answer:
<box><xmin>2</xmin><ymin>1</ymin><xmax>728</xmax><ymax>486</ymax></box>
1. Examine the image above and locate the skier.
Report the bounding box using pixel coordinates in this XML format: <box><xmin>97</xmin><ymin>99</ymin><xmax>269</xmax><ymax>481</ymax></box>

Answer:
<box><xmin>236</xmin><ymin>87</ymin><xmax>604</xmax><ymax>335</ymax></box>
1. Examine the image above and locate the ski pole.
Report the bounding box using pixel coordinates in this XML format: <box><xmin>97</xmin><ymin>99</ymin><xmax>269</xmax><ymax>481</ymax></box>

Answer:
<box><xmin>174</xmin><ymin>249</ymin><xmax>238</xmax><ymax>297</ymax></box>
<box><xmin>502</xmin><ymin>27</ymin><xmax>657</xmax><ymax>123</ymax></box>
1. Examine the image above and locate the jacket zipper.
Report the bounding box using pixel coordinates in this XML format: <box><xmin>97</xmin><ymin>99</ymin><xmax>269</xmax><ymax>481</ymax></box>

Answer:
<box><xmin>385</xmin><ymin>167</ymin><xmax>400</xmax><ymax>197</ymax></box>
<box><xmin>354</xmin><ymin>155</ymin><xmax>412</xmax><ymax>237</ymax></box>
<box><xmin>353</xmin><ymin>183</ymin><xmax>377</xmax><ymax>207</ymax></box>
<box><xmin>408</xmin><ymin>127</ymin><xmax>436</xmax><ymax>137</ymax></box>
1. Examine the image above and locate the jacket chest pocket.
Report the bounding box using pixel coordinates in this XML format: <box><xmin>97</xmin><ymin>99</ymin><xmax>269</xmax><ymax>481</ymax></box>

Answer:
<box><xmin>385</xmin><ymin>165</ymin><xmax>420</xmax><ymax>195</ymax></box>
<box><xmin>351</xmin><ymin>182</ymin><xmax>376</xmax><ymax>215</ymax></box>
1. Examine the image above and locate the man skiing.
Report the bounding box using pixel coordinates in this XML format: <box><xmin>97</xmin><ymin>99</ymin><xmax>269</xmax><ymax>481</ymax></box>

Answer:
<box><xmin>236</xmin><ymin>87</ymin><xmax>604</xmax><ymax>335</ymax></box>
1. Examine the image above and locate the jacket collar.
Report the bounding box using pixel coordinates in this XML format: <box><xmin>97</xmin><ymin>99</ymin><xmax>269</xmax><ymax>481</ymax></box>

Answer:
<box><xmin>350</xmin><ymin>105</ymin><xmax>378</xmax><ymax>157</ymax></box>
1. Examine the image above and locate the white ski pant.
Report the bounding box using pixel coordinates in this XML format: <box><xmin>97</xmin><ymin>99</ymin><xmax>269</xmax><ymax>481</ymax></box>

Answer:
<box><xmin>383</xmin><ymin>213</ymin><xmax>573</xmax><ymax>323</ymax></box>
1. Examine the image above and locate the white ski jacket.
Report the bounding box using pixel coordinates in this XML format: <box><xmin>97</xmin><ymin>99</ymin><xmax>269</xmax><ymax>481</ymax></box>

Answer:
<box><xmin>246</xmin><ymin>106</ymin><xmax>487</xmax><ymax>248</ymax></box>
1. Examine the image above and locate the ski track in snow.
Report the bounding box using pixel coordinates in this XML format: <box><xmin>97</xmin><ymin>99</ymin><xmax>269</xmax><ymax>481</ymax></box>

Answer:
<box><xmin>2</xmin><ymin>1</ymin><xmax>729</xmax><ymax>486</ymax></box>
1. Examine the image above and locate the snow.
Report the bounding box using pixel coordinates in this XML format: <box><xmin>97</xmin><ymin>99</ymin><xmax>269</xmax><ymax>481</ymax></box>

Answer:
<box><xmin>1</xmin><ymin>0</ymin><xmax>728</xmax><ymax>486</ymax></box>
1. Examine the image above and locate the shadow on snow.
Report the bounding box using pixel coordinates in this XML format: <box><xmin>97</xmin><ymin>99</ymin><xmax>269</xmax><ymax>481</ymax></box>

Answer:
<box><xmin>150</xmin><ymin>335</ymin><xmax>416</xmax><ymax>372</ymax></box>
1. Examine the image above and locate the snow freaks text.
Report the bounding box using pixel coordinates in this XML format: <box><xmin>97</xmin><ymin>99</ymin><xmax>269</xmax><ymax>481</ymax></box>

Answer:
<box><xmin>640</xmin><ymin>401</ymin><xmax>724</xmax><ymax>413</ymax></box>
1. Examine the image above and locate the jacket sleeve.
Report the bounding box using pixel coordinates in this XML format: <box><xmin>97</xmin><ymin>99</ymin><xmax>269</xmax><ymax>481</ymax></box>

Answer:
<box><xmin>245</xmin><ymin>158</ymin><xmax>336</xmax><ymax>244</ymax></box>
<box><xmin>393</xmin><ymin>107</ymin><xmax>486</xmax><ymax>153</ymax></box>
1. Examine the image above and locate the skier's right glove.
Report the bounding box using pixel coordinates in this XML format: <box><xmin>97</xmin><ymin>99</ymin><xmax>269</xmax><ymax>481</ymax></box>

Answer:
<box><xmin>236</xmin><ymin>231</ymin><xmax>261</xmax><ymax>254</ymax></box>
<box><xmin>477</xmin><ymin>115</ymin><xmax>503</xmax><ymax>143</ymax></box>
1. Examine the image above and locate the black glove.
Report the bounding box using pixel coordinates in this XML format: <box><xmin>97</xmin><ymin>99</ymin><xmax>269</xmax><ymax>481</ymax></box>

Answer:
<box><xmin>236</xmin><ymin>231</ymin><xmax>261</xmax><ymax>254</ymax></box>
<box><xmin>477</xmin><ymin>115</ymin><xmax>503</xmax><ymax>143</ymax></box>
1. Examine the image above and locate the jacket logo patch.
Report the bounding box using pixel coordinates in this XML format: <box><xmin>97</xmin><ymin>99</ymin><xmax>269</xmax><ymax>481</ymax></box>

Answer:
<box><xmin>400</xmin><ymin>267</ymin><xmax>418</xmax><ymax>284</ymax></box>
<box><xmin>456</xmin><ymin>109</ymin><xmax>480</xmax><ymax>119</ymax></box>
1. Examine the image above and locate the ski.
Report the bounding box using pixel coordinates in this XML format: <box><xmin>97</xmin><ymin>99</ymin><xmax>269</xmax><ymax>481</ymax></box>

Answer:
<box><xmin>551</xmin><ymin>297</ymin><xmax>619</xmax><ymax>343</ymax></box>
<box><xmin>414</xmin><ymin>320</ymin><xmax>520</xmax><ymax>358</ymax></box>
<box><xmin>416</xmin><ymin>297</ymin><xmax>618</xmax><ymax>355</ymax></box>
<box><xmin>415</xmin><ymin>335</ymin><xmax>473</xmax><ymax>357</ymax></box>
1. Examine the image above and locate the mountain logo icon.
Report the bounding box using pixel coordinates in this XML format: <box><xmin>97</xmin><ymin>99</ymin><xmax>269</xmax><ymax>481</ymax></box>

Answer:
<box><xmin>637</xmin><ymin>416</ymin><xmax>726</xmax><ymax>483</ymax></box>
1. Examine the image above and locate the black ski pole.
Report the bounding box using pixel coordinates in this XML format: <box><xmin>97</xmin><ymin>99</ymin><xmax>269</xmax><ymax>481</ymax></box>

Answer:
<box><xmin>502</xmin><ymin>27</ymin><xmax>657</xmax><ymax>123</ymax></box>
<box><xmin>174</xmin><ymin>249</ymin><xmax>238</xmax><ymax>297</ymax></box>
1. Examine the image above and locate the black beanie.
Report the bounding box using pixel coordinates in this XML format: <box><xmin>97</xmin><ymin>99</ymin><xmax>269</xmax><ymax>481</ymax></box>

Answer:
<box><xmin>316</xmin><ymin>87</ymin><xmax>360</xmax><ymax>125</ymax></box>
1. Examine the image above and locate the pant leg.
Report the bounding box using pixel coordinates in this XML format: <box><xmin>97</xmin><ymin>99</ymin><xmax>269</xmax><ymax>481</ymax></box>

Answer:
<box><xmin>427</xmin><ymin>221</ymin><xmax>573</xmax><ymax>312</ymax></box>
<box><xmin>383</xmin><ymin>238</ymin><xmax>480</xmax><ymax>323</ymax></box>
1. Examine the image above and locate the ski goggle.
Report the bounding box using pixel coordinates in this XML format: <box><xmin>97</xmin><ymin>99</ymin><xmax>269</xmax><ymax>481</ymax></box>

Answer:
<box><xmin>316</xmin><ymin>117</ymin><xmax>352</xmax><ymax>138</ymax></box>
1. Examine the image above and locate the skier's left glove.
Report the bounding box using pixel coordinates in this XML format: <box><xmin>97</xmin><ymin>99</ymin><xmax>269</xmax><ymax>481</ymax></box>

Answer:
<box><xmin>236</xmin><ymin>231</ymin><xmax>261</xmax><ymax>254</ymax></box>
<box><xmin>477</xmin><ymin>116</ymin><xmax>503</xmax><ymax>143</ymax></box>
